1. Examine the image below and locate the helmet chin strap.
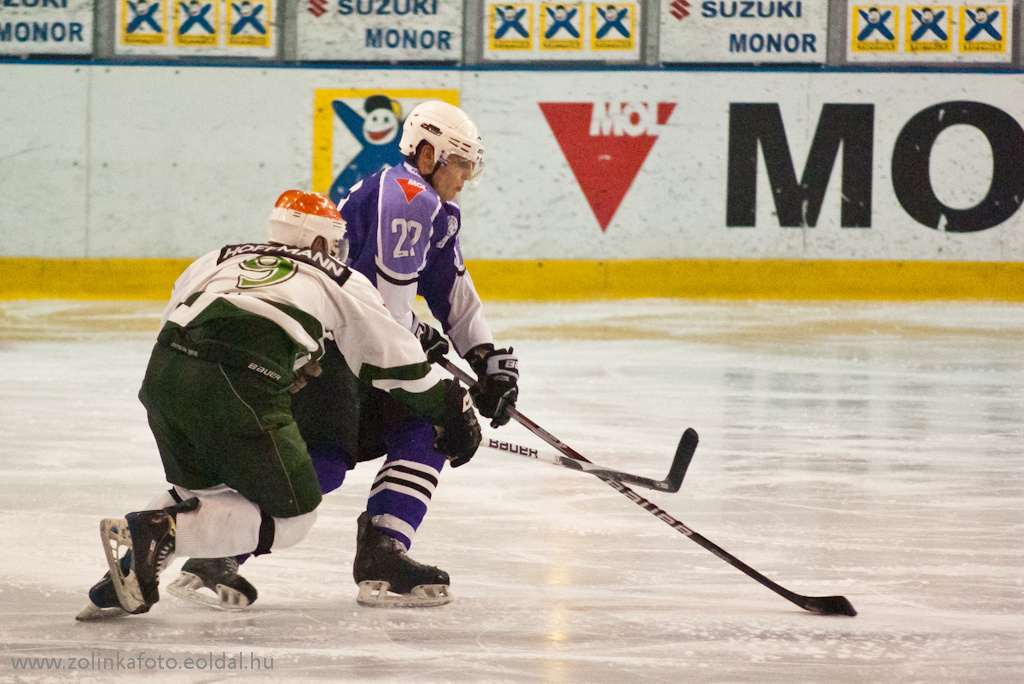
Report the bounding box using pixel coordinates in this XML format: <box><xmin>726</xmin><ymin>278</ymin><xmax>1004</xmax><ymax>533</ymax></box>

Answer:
<box><xmin>418</xmin><ymin>152</ymin><xmax>444</xmax><ymax>189</ymax></box>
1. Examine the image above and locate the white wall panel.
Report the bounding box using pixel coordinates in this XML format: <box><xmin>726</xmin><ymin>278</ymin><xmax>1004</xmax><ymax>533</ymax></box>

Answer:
<box><xmin>1</xmin><ymin>63</ymin><xmax>1022</xmax><ymax>262</ymax></box>
<box><xmin>83</xmin><ymin>66</ymin><xmax>308</xmax><ymax>257</ymax></box>
<box><xmin>0</xmin><ymin>64</ymin><xmax>89</xmax><ymax>257</ymax></box>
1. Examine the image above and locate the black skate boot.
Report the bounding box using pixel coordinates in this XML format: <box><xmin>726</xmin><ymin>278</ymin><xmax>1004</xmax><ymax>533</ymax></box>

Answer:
<box><xmin>167</xmin><ymin>557</ymin><xmax>258</xmax><ymax>610</ymax></box>
<box><xmin>76</xmin><ymin>554</ymin><xmax>153</xmax><ymax>620</ymax></box>
<box><xmin>99</xmin><ymin>497</ymin><xmax>199</xmax><ymax>614</ymax></box>
<box><xmin>352</xmin><ymin>511</ymin><xmax>452</xmax><ymax>607</ymax></box>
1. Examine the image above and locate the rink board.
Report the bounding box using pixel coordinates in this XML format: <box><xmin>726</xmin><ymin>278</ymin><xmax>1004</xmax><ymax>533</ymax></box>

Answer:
<box><xmin>1</xmin><ymin>63</ymin><xmax>1023</xmax><ymax>299</ymax></box>
<box><xmin>2</xmin><ymin>257</ymin><xmax>1022</xmax><ymax>301</ymax></box>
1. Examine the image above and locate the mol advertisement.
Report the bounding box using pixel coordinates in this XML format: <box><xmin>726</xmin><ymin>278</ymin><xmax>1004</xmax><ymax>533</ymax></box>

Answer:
<box><xmin>464</xmin><ymin>71</ymin><xmax>1024</xmax><ymax>262</ymax></box>
<box><xmin>540</xmin><ymin>101</ymin><xmax>675</xmax><ymax>230</ymax></box>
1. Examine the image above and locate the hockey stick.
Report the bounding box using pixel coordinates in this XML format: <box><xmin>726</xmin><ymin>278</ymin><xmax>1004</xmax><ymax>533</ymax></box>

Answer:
<box><xmin>480</xmin><ymin>433</ymin><xmax>695</xmax><ymax>493</ymax></box>
<box><xmin>438</xmin><ymin>358</ymin><xmax>694</xmax><ymax>492</ymax></box>
<box><xmin>441</xmin><ymin>357</ymin><xmax>857</xmax><ymax>617</ymax></box>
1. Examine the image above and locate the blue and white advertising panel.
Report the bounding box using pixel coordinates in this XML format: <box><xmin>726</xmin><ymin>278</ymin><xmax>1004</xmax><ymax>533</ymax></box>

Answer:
<box><xmin>658</xmin><ymin>0</ymin><xmax>827</xmax><ymax>63</ymax></box>
<box><xmin>296</xmin><ymin>0</ymin><xmax>463</xmax><ymax>62</ymax></box>
<box><xmin>483</xmin><ymin>1</ymin><xmax>641</xmax><ymax>62</ymax></box>
<box><xmin>847</xmin><ymin>1</ymin><xmax>1014</xmax><ymax>62</ymax></box>
<box><xmin>115</xmin><ymin>0</ymin><xmax>277</xmax><ymax>57</ymax></box>
<box><xmin>0</xmin><ymin>0</ymin><xmax>93</xmax><ymax>55</ymax></box>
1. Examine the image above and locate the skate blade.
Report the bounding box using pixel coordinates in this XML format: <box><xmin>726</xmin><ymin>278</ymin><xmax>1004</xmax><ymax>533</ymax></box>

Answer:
<box><xmin>75</xmin><ymin>601</ymin><xmax>128</xmax><ymax>621</ymax></box>
<box><xmin>356</xmin><ymin>580</ymin><xmax>453</xmax><ymax>608</ymax></box>
<box><xmin>167</xmin><ymin>572</ymin><xmax>251</xmax><ymax>611</ymax></box>
<box><xmin>99</xmin><ymin>518</ymin><xmax>145</xmax><ymax>613</ymax></box>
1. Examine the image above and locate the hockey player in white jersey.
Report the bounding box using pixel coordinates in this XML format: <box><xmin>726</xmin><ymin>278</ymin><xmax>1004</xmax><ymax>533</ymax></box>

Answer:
<box><xmin>77</xmin><ymin>190</ymin><xmax>481</xmax><ymax>619</ymax></box>
<box><xmin>164</xmin><ymin>102</ymin><xmax>519</xmax><ymax>610</ymax></box>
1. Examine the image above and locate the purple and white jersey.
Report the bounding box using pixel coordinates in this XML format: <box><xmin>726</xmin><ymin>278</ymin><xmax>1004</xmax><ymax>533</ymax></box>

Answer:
<box><xmin>337</xmin><ymin>162</ymin><xmax>493</xmax><ymax>357</ymax></box>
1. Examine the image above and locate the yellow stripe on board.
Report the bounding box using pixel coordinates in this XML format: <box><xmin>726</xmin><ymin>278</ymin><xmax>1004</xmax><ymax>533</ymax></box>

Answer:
<box><xmin>468</xmin><ymin>259</ymin><xmax>1024</xmax><ymax>301</ymax></box>
<box><xmin>1</xmin><ymin>258</ymin><xmax>1022</xmax><ymax>301</ymax></box>
<box><xmin>0</xmin><ymin>258</ymin><xmax>194</xmax><ymax>300</ymax></box>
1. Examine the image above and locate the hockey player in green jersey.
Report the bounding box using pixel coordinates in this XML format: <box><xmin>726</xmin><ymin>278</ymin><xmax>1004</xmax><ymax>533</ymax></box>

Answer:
<box><xmin>77</xmin><ymin>190</ymin><xmax>481</xmax><ymax>619</ymax></box>
<box><xmin>166</xmin><ymin>102</ymin><xmax>517</xmax><ymax>610</ymax></box>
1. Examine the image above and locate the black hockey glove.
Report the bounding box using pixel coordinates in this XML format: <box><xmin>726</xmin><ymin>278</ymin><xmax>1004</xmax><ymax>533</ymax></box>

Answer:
<box><xmin>433</xmin><ymin>379</ymin><xmax>482</xmax><ymax>467</ymax></box>
<box><xmin>468</xmin><ymin>346</ymin><xmax>519</xmax><ymax>428</ymax></box>
<box><xmin>415</xmin><ymin>322</ymin><xmax>450</xmax><ymax>364</ymax></box>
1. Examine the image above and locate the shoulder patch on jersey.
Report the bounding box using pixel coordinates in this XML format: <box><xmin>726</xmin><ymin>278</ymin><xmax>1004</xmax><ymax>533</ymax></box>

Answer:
<box><xmin>436</xmin><ymin>214</ymin><xmax>459</xmax><ymax>251</ymax></box>
<box><xmin>395</xmin><ymin>178</ymin><xmax>428</xmax><ymax>204</ymax></box>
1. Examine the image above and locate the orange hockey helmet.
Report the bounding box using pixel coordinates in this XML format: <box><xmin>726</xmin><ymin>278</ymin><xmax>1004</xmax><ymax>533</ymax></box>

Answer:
<box><xmin>267</xmin><ymin>190</ymin><xmax>347</xmax><ymax>258</ymax></box>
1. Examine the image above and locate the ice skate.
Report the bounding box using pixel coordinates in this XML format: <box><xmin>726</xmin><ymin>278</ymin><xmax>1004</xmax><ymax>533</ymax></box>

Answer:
<box><xmin>353</xmin><ymin>511</ymin><xmax>452</xmax><ymax>608</ymax></box>
<box><xmin>99</xmin><ymin>497</ymin><xmax>198</xmax><ymax>614</ymax></box>
<box><xmin>75</xmin><ymin>555</ymin><xmax>148</xmax><ymax>621</ymax></box>
<box><xmin>167</xmin><ymin>557</ymin><xmax>258</xmax><ymax>610</ymax></box>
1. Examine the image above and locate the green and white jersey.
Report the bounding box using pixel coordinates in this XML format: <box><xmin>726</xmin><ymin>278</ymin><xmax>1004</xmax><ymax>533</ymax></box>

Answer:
<box><xmin>160</xmin><ymin>242</ymin><xmax>446</xmax><ymax>422</ymax></box>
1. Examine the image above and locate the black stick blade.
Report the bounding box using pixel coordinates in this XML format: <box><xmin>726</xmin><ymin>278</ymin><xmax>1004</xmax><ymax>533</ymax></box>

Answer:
<box><xmin>664</xmin><ymin>428</ymin><xmax>699</xmax><ymax>493</ymax></box>
<box><xmin>801</xmin><ymin>595</ymin><xmax>857</xmax><ymax>617</ymax></box>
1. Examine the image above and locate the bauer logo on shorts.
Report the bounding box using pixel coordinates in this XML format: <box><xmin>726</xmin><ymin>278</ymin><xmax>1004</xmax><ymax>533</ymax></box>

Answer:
<box><xmin>248</xmin><ymin>362</ymin><xmax>283</xmax><ymax>381</ymax></box>
<box><xmin>539</xmin><ymin>101</ymin><xmax>675</xmax><ymax>231</ymax></box>
<box><xmin>851</xmin><ymin>5</ymin><xmax>898</xmax><ymax>52</ymax></box>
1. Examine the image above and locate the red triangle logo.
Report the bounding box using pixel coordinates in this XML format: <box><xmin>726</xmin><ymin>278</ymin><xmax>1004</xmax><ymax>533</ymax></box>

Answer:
<box><xmin>395</xmin><ymin>177</ymin><xmax>427</xmax><ymax>203</ymax></box>
<box><xmin>540</xmin><ymin>102</ymin><xmax>675</xmax><ymax>231</ymax></box>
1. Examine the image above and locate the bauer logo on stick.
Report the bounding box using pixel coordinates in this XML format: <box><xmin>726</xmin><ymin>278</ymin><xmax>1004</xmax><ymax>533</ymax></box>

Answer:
<box><xmin>487</xmin><ymin>439</ymin><xmax>538</xmax><ymax>457</ymax></box>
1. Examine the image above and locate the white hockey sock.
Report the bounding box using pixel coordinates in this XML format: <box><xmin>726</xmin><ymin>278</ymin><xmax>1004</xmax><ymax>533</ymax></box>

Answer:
<box><xmin>171</xmin><ymin>485</ymin><xmax>316</xmax><ymax>557</ymax></box>
<box><xmin>142</xmin><ymin>489</ymin><xmax>177</xmax><ymax>511</ymax></box>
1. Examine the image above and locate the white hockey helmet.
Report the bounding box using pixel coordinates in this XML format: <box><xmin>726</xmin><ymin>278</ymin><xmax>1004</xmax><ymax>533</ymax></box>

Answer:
<box><xmin>400</xmin><ymin>101</ymin><xmax>484</xmax><ymax>175</ymax></box>
<box><xmin>267</xmin><ymin>190</ymin><xmax>347</xmax><ymax>258</ymax></box>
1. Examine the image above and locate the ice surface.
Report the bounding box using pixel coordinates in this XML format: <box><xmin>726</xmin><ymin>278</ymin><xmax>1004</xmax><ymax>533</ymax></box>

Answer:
<box><xmin>2</xmin><ymin>299</ymin><xmax>1023</xmax><ymax>683</ymax></box>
